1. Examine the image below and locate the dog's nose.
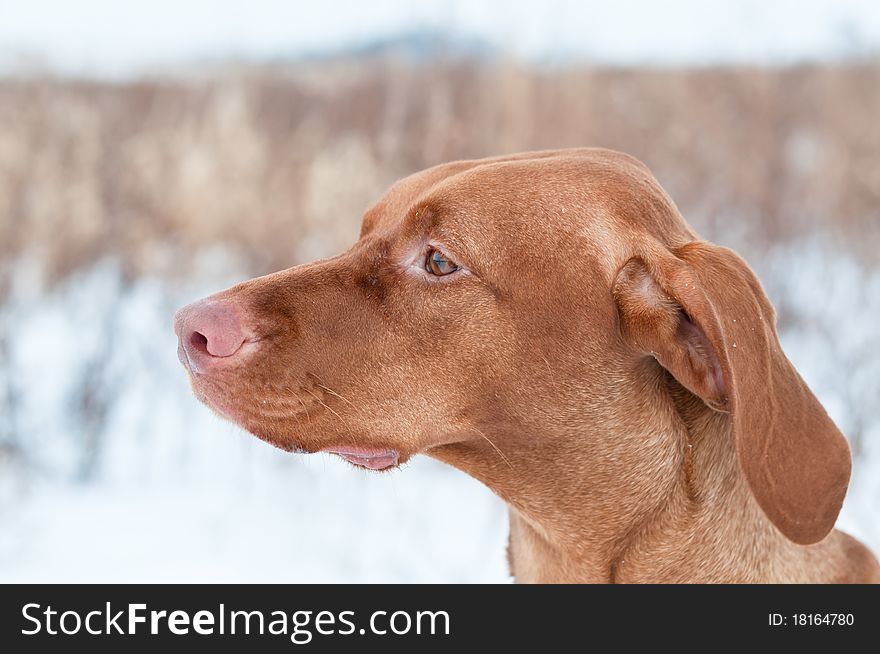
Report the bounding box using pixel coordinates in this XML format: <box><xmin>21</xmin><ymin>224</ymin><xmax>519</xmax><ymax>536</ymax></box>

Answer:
<box><xmin>174</xmin><ymin>300</ymin><xmax>249</xmax><ymax>374</ymax></box>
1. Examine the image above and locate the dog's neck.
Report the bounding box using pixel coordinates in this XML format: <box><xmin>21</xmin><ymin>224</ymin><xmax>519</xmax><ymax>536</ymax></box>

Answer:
<box><xmin>430</xmin><ymin>365</ymin><xmax>791</xmax><ymax>583</ymax></box>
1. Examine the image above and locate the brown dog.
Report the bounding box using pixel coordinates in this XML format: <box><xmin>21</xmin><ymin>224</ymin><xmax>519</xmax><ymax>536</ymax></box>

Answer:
<box><xmin>174</xmin><ymin>148</ymin><xmax>879</xmax><ymax>583</ymax></box>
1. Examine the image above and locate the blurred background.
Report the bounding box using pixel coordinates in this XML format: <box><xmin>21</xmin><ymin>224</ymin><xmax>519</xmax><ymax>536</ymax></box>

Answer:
<box><xmin>0</xmin><ymin>0</ymin><xmax>878</xmax><ymax>582</ymax></box>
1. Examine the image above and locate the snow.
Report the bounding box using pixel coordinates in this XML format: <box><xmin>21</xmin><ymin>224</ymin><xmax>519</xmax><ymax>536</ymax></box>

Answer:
<box><xmin>0</xmin><ymin>461</ymin><xmax>509</xmax><ymax>583</ymax></box>
<box><xmin>0</xmin><ymin>240</ymin><xmax>877</xmax><ymax>582</ymax></box>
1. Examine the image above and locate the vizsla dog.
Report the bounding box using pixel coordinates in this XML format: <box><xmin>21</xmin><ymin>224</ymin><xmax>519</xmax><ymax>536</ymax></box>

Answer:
<box><xmin>174</xmin><ymin>148</ymin><xmax>879</xmax><ymax>583</ymax></box>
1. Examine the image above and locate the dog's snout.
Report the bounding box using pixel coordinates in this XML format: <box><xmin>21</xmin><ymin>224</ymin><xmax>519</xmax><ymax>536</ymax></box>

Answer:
<box><xmin>174</xmin><ymin>299</ymin><xmax>250</xmax><ymax>374</ymax></box>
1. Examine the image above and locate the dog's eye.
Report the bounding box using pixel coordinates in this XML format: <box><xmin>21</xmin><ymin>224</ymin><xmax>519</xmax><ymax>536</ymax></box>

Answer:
<box><xmin>425</xmin><ymin>248</ymin><xmax>458</xmax><ymax>276</ymax></box>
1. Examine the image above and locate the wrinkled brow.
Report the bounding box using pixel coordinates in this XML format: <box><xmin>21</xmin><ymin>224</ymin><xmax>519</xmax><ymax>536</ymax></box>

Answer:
<box><xmin>398</xmin><ymin>203</ymin><xmax>442</xmax><ymax>242</ymax></box>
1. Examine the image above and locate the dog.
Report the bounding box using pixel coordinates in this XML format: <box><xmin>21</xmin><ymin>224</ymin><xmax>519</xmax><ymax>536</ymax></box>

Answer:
<box><xmin>174</xmin><ymin>148</ymin><xmax>879</xmax><ymax>583</ymax></box>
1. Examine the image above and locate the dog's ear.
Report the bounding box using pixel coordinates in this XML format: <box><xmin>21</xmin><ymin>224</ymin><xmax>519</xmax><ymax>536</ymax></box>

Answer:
<box><xmin>613</xmin><ymin>241</ymin><xmax>851</xmax><ymax>544</ymax></box>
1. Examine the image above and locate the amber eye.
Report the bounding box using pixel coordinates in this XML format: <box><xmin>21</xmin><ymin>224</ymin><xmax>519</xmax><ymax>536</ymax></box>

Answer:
<box><xmin>425</xmin><ymin>247</ymin><xmax>458</xmax><ymax>276</ymax></box>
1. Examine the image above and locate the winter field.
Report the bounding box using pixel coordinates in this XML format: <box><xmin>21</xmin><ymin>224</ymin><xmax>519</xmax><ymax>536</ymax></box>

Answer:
<box><xmin>0</xmin><ymin>58</ymin><xmax>878</xmax><ymax>582</ymax></box>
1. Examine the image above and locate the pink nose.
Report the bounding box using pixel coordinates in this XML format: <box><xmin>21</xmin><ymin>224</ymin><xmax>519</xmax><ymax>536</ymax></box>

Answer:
<box><xmin>174</xmin><ymin>300</ymin><xmax>249</xmax><ymax>374</ymax></box>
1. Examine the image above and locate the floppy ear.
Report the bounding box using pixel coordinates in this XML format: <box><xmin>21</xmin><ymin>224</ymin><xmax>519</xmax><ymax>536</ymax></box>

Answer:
<box><xmin>613</xmin><ymin>241</ymin><xmax>851</xmax><ymax>545</ymax></box>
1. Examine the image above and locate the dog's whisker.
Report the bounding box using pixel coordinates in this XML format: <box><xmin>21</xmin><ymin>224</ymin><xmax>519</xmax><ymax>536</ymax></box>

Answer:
<box><xmin>301</xmin><ymin>386</ymin><xmax>350</xmax><ymax>430</ymax></box>
<box><xmin>293</xmin><ymin>395</ymin><xmax>312</xmax><ymax>424</ymax></box>
<box><xmin>315</xmin><ymin>382</ymin><xmax>358</xmax><ymax>410</ymax></box>
<box><xmin>230</xmin><ymin>398</ymin><xmax>306</xmax><ymax>441</ymax></box>
<box><xmin>466</xmin><ymin>425</ymin><xmax>514</xmax><ymax>471</ymax></box>
<box><xmin>301</xmin><ymin>388</ymin><xmax>361</xmax><ymax>450</ymax></box>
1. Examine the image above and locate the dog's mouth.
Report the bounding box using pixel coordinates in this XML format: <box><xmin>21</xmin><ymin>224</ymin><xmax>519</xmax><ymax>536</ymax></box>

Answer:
<box><xmin>189</xmin><ymin>383</ymin><xmax>404</xmax><ymax>470</ymax></box>
<box><xmin>322</xmin><ymin>446</ymin><xmax>400</xmax><ymax>470</ymax></box>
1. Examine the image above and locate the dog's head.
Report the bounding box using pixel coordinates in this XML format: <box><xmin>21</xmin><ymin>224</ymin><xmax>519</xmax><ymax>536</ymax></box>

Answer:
<box><xmin>174</xmin><ymin>148</ymin><xmax>849</xmax><ymax>544</ymax></box>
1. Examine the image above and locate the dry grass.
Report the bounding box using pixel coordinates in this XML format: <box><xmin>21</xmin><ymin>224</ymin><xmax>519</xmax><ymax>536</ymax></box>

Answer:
<box><xmin>1</xmin><ymin>57</ymin><xmax>878</xmax><ymax>288</ymax></box>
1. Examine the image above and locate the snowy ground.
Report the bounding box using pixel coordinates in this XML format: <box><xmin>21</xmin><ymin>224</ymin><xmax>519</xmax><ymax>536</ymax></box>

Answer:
<box><xmin>0</xmin><ymin>241</ymin><xmax>877</xmax><ymax>582</ymax></box>
<box><xmin>0</xmin><ymin>457</ymin><xmax>509</xmax><ymax>583</ymax></box>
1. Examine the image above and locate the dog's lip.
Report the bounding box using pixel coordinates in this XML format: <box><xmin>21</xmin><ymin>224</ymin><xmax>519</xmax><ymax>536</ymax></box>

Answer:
<box><xmin>323</xmin><ymin>446</ymin><xmax>400</xmax><ymax>470</ymax></box>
